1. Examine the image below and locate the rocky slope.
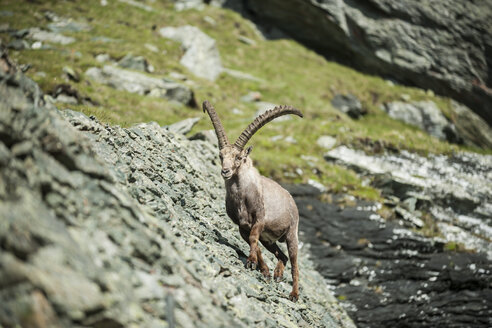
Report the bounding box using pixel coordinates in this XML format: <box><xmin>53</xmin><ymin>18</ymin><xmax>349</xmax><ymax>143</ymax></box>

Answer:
<box><xmin>291</xmin><ymin>185</ymin><xmax>492</xmax><ymax>328</ymax></box>
<box><xmin>240</xmin><ymin>0</ymin><xmax>492</xmax><ymax>126</ymax></box>
<box><xmin>0</xmin><ymin>46</ymin><xmax>354</xmax><ymax>328</ymax></box>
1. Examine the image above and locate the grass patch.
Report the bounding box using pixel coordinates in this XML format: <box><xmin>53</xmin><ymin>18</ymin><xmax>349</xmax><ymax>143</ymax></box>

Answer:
<box><xmin>1</xmin><ymin>0</ymin><xmax>485</xmax><ymax>200</ymax></box>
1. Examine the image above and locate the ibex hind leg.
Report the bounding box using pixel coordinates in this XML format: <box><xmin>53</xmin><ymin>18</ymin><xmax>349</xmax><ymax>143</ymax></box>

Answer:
<box><xmin>260</xmin><ymin>240</ymin><xmax>288</xmax><ymax>282</ymax></box>
<box><xmin>286</xmin><ymin>234</ymin><xmax>299</xmax><ymax>302</ymax></box>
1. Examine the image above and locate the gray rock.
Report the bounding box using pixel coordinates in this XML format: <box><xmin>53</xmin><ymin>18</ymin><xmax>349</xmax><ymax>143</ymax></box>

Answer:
<box><xmin>31</xmin><ymin>41</ymin><xmax>43</xmax><ymax>49</ymax></box>
<box><xmin>238</xmin><ymin>35</ymin><xmax>256</xmax><ymax>46</ymax></box>
<box><xmin>240</xmin><ymin>91</ymin><xmax>262</xmax><ymax>102</ymax></box>
<box><xmin>118</xmin><ymin>54</ymin><xmax>152</xmax><ymax>73</ymax></box>
<box><xmin>0</xmin><ymin>23</ymin><xmax>10</xmax><ymax>33</ymax></box>
<box><xmin>203</xmin><ymin>15</ymin><xmax>217</xmax><ymax>26</ymax></box>
<box><xmin>254</xmin><ymin>102</ymin><xmax>292</xmax><ymax>122</ymax></box>
<box><xmin>317</xmin><ymin>135</ymin><xmax>337</xmax><ymax>150</ymax></box>
<box><xmin>382</xmin><ymin>101</ymin><xmax>455</xmax><ymax>141</ymax></box>
<box><xmin>144</xmin><ymin>43</ymin><xmax>159</xmax><ymax>53</ymax></box>
<box><xmin>449</xmin><ymin>100</ymin><xmax>492</xmax><ymax>149</ymax></box>
<box><xmin>85</xmin><ymin>65</ymin><xmax>194</xmax><ymax>105</ymax></box>
<box><xmin>331</xmin><ymin>94</ymin><xmax>365</xmax><ymax>119</ymax></box>
<box><xmin>63</xmin><ymin>66</ymin><xmax>80</xmax><ymax>82</ymax></box>
<box><xmin>55</xmin><ymin>93</ymin><xmax>78</xmax><ymax>104</ymax></box>
<box><xmin>223</xmin><ymin>68</ymin><xmax>265</xmax><ymax>83</ymax></box>
<box><xmin>159</xmin><ymin>25</ymin><xmax>223</xmax><ymax>81</ymax></box>
<box><xmin>173</xmin><ymin>0</ymin><xmax>206</xmax><ymax>11</ymax></box>
<box><xmin>27</xmin><ymin>27</ymin><xmax>75</xmax><ymax>45</ymax></box>
<box><xmin>189</xmin><ymin>129</ymin><xmax>219</xmax><ymax>147</ymax></box>
<box><xmin>165</xmin><ymin>117</ymin><xmax>201</xmax><ymax>135</ymax></box>
<box><xmin>0</xmin><ymin>10</ymin><xmax>13</xmax><ymax>16</ymax></box>
<box><xmin>325</xmin><ymin>145</ymin><xmax>492</xmax><ymax>258</ymax></box>
<box><xmin>245</xmin><ymin>0</ymin><xmax>492</xmax><ymax>126</ymax></box>
<box><xmin>51</xmin><ymin>83</ymin><xmax>95</xmax><ymax>106</ymax></box>
<box><xmin>169</xmin><ymin>71</ymin><xmax>188</xmax><ymax>81</ymax></box>
<box><xmin>47</xmin><ymin>20</ymin><xmax>91</xmax><ymax>33</ymax></box>
<box><xmin>118</xmin><ymin>0</ymin><xmax>155</xmax><ymax>12</ymax></box>
<box><xmin>91</xmin><ymin>36</ymin><xmax>120</xmax><ymax>43</ymax></box>
<box><xmin>307</xmin><ymin>178</ymin><xmax>327</xmax><ymax>193</ymax></box>
<box><xmin>7</xmin><ymin>39</ymin><xmax>29</xmax><ymax>50</ymax></box>
<box><xmin>0</xmin><ymin>44</ymin><xmax>355</xmax><ymax>328</ymax></box>
<box><xmin>95</xmin><ymin>53</ymin><xmax>110</xmax><ymax>62</ymax></box>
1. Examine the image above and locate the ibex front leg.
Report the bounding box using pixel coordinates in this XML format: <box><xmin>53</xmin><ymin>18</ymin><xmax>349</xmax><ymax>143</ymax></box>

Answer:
<box><xmin>246</xmin><ymin>219</ymin><xmax>264</xmax><ymax>270</ymax></box>
<box><xmin>240</xmin><ymin>229</ymin><xmax>270</xmax><ymax>279</ymax></box>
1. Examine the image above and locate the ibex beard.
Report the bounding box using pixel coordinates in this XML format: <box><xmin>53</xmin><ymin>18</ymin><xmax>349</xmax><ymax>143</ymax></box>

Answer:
<box><xmin>203</xmin><ymin>100</ymin><xmax>303</xmax><ymax>302</ymax></box>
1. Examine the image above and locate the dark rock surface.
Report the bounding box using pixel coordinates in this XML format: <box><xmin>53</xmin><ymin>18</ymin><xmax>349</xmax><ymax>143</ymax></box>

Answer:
<box><xmin>331</xmin><ymin>94</ymin><xmax>366</xmax><ymax>119</ymax></box>
<box><xmin>448</xmin><ymin>100</ymin><xmax>492</xmax><ymax>149</ymax></box>
<box><xmin>0</xmin><ymin>45</ymin><xmax>354</xmax><ymax>328</ymax></box>
<box><xmin>118</xmin><ymin>53</ymin><xmax>154</xmax><ymax>73</ymax></box>
<box><xmin>288</xmin><ymin>185</ymin><xmax>492</xmax><ymax>328</ymax></box>
<box><xmin>242</xmin><ymin>0</ymin><xmax>492</xmax><ymax>126</ymax></box>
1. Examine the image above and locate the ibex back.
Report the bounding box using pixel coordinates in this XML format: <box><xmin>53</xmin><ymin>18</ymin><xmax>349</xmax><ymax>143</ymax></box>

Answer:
<box><xmin>203</xmin><ymin>100</ymin><xmax>302</xmax><ymax>302</ymax></box>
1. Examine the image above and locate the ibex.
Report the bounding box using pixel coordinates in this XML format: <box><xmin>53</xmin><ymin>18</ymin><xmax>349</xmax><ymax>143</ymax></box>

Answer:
<box><xmin>203</xmin><ymin>100</ymin><xmax>303</xmax><ymax>301</ymax></box>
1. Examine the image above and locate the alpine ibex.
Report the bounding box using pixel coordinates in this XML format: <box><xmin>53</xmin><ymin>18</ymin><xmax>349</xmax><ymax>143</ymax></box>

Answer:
<box><xmin>203</xmin><ymin>100</ymin><xmax>303</xmax><ymax>301</ymax></box>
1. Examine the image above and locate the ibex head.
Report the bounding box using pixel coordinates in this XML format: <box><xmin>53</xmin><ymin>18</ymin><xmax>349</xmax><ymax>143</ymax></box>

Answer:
<box><xmin>202</xmin><ymin>100</ymin><xmax>303</xmax><ymax>180</ymax></box>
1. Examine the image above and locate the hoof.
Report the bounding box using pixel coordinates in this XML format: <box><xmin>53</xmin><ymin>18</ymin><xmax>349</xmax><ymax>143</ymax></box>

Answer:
<box><xmin>246</xmin><ymin>259</ymin><xmax>257</xmax><ymax>270</ymax></box>
<box><xmin>274</xmin><ymin>275</ymin><xmax>283</xmax><ymax>283</ymax></box>
<box><xmin>289</xmin><ymin>292</ymin><xmax>299</xmax><ymax>302</ymax></box>
<box><xmin>262</xmin><ymin>272</ymin><xmax>271</xmax><ymax>281</ymax></box>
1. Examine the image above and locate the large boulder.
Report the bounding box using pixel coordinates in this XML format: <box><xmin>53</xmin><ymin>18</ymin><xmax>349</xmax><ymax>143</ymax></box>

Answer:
<box><xmin>244</xmin><ymin>0</ymin><xmax>492</xmax><ymax>126</ymax></box>
<box><xmin>26</xmin><ymin>27</ymin><xmax>75</xmax><ymax>45</ymax></box>
<box><xmin>331</xmin><ymin>94</ymin><xmax>365</xmax><ymax>119</ymax></box>
<box><xmin>159</xmin><ymin>25</ymin><xmax>223</xmax><ymax>81</ymax></box>
<box><xmin>117</xmin><ymin>53</ymin><xmax>153</xmax><ymax>73</ymax></box>
<box><xmin>448</xmin><ymin>100</ymin><xmax>492</xmax><ymax>149</ymax></box>
<box><xmin>85</xmin><ymin>65</ymin><xmax>195</xmax><ymax>105</ymax></box>
<box><xmin>382</xmin><ymin>100</ymin><xmax>457</xmax><ymax>142</ymax></box>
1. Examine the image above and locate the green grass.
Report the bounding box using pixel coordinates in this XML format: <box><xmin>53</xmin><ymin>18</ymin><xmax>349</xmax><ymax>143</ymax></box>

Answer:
<box><xmin>1</xmin><ymin>0</ymin><xmax>486</xmax><ymax>200</ymax></box>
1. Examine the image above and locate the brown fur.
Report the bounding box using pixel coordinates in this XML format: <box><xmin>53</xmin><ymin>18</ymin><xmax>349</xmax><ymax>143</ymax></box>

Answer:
<box><xmin>203</xmin><ymin>100</ymin><xmax>302</xmax><ymax>302</ymax></box>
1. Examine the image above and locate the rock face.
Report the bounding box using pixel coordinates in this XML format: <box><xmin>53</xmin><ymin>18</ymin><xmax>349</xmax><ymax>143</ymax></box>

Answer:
<box><xmin>245</xmin><ymin>0</ymin><xmax>492</xmax><ymax>126</ymax></box>
<box><xmin>159</xmin><ymin>25</ymin><xmax>223</xmax><ymax>81</ymax></box>
<box><xmin>289</xmin><ymin>185</ymin><xmax>492</xmax><ymax>328</ymax></box>
<box><xmin>382</xmin><ymin>101</ymin><xmax>458</xmax><ymax>142</ymax></box>
<box><xmin>118</xmin><ymin>54</ymin><xmax>154</xmax><ymax>73</ymax></box>
<box><xmin>0</xmin><ymin>47</ymin><xmax>354</xmax><ymax>328</ymax></box>
<box><xmin>85</xmin><ymin>65</ymin><xmax>195</xmax><ymax>105</ymax></box>
<box><xmin>449</xmin><ymin>101</ymin><xmax>492</xmax><ymax>149</ymax></box>
<box><xmin>331</xmin><ymin>94</ymin><xmax>365</xmax><ymax>119</ymax></box>
<box><xmin>325</xmin><ymin>146</ymin><xmax>492</xmax><ymax>258</ymax></box>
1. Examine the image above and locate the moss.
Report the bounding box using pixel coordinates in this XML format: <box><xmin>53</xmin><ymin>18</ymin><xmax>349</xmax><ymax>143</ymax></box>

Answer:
<box><xmin>443</xmin><ymin>241</ymin><xmax>474</xmax><ymax>253</ymax></box>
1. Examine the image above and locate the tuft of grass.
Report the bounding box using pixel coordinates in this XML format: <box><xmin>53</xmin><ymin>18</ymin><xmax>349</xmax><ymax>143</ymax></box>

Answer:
<box><xmin>443</xmin><ymin>241</ymin><xmax>474</xmax><ymax>253</ymax></box>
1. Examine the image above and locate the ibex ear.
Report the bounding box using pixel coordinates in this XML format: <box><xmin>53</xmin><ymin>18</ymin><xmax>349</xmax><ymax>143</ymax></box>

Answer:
<box><xmin>245</xmin><ymin>146</ymin><xmax>253</xmax><ymax>156</ymax></box>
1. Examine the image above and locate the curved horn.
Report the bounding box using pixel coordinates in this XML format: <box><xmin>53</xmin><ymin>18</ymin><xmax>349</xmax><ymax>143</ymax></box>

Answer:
<box><xmin>202</xmin><ymin>100</ymin><xmax>230</xmax><ymax>149</ymax></box>
<box><xmin>234</xmin><ymin>105</ymin><xmax>303</xmax><ymax>150</ymax></box>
